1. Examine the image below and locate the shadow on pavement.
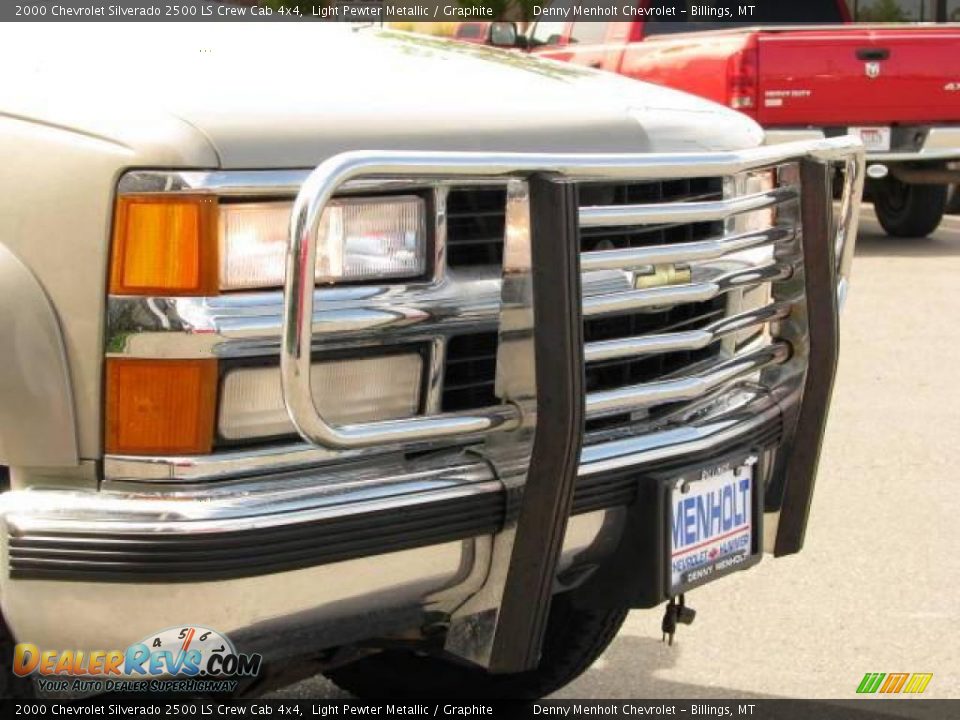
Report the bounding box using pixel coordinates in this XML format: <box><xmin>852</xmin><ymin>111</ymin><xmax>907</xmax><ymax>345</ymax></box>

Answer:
<box><xmin>558</xmin><ymin>635</ymin><xmax>771</xmax><ymax>700</ymax></box>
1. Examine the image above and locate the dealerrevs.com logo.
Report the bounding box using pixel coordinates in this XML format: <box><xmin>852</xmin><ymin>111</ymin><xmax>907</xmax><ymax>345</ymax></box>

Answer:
<box><xmin>13</xmin><ymin>625</ymin><xmax>262</xmax><ymax>694</ymax></box>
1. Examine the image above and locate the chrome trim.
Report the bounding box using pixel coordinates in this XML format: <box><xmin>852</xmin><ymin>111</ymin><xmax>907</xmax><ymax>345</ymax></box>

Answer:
<box><xmin>581</xmin><ymin>262</ymin><xmax>792</xmax><ymax>318</ymax></box>
<box><xmin>106</xmin><ymin>272</ymin><xmax>504</xmax><ymax>359</ymax></box>
<box><xmin>578</xmin><ymin>185</ymin><xmax>798</xmax><ymax>228</ymax></box>
<box><xmin>104</xmin><ymin>441</ymin><xmax>388</xmax><ymax>482</ymax></box>
<box><xmin>585</xmin><ymin>342</ymin><xmax>789</xmax><ymax>416</ymax></box>
<box><xmin>580</xmin><ymin>226</ymin><xmax>794</xmax><ymax>273</ymax></box>
<box><xmin>579</xmin><ymin>397</ymin><xmax>781</xmax><ymax>476</ymax></box>
<box><xmin>11</xmin><ymin>456</ymin><xmax>500</xmax><ymax>535</ymax></box>
<box><xmin>584</xmin><ymin>301</ymin><xmax>791</xmax><ymax>363</ymax></box>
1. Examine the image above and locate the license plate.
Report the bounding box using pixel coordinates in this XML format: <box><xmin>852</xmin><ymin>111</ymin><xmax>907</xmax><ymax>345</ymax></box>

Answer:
<box><xmin>669</xmin><ymin>459</ymin><xmax>755</xmax><ymax>592</ymax></box>
<box><xmin>849</xmin><ymin>126</ymin><xmax>891</xmax><ymax>152</ymax></box>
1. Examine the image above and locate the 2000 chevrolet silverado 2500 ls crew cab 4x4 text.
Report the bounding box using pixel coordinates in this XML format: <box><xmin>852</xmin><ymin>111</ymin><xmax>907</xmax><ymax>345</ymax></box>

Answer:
<box><xmin>0</xmin><ymin>24</ymin><xmax>862</xmax><ymax>698</ymax></box>
<box><xmin>517</xmin><ymin>0</ymin><xmax>958</xmax><ymax>237</ymax></box>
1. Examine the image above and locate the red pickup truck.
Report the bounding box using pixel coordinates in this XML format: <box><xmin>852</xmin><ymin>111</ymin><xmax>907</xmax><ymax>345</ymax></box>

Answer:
<box><xmin>513</xmin><ymin>1</ymin><xmax>960</xmax><ymax>236</ymax></box>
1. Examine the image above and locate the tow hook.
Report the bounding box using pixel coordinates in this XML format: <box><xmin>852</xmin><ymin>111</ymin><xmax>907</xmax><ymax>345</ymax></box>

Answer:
<box><xmin>661</xmin><ymin>594</ymin><xmax>696</xmax><ymax>646</ymax></box>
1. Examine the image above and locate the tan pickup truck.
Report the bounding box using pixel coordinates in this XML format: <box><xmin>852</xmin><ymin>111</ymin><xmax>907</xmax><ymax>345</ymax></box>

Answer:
<box><xmin>0</xmin><ymin>25</ymin><xmax>862</xmax><ymax>698</ymax></box>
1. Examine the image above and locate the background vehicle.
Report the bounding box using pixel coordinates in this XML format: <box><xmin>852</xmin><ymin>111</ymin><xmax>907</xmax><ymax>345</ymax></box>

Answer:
<box><xmin>453</xmin><ymin>21</ymin><xmax>493</xmax><ymax>43</ymax></box>
<box><xmin>0</xmin><ymin>24</ymin><xmax>861</xmax><ymax>698</ymax></box>
<box><xmin>517</xmin><ymin>0</ymin><xmax>960</xmax><ymax>237</ymax></box>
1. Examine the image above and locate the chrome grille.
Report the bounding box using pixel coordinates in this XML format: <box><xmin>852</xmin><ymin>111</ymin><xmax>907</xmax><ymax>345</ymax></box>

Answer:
<box><xmin>439</xmin><ymin>178</ymin><xmax>765</xmax><ymax>433</ymax></box>
<box><xmin>103</xmin><ymin>139</ymin><xmax>864</xmax><ymax>481</ymax></box>
<box><xmin>579</xmin><ymin>178</ymin><xmax>724</xmax><ymax>252</ymax></box>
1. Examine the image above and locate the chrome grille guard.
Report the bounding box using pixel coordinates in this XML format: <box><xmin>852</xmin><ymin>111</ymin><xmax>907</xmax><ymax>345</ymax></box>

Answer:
<box><xmin>282</xmin><ymin>138</ymin><xmax>863</xmax><ymax>672</ymax></box>
<box><xmin>281</xmin><ymin>138</ymin><xmax>864</xmax><ymax>451</ymax></box>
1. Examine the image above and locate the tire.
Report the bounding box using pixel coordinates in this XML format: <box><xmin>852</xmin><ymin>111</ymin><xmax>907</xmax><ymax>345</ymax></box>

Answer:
<box><xmin>873</xmin><ymin>176</ymin><xmax>947</xmax><ymax>238</ymax></box>
<box><xmin>947</xmin><ymin>184</ymin><xmax>960</xmax><ymax>215</ymax></box>
<box><xmin>0</xmin><ymin>616</ymin><xmax>35</xmax><ymax>698</ymax></box>
<box><xmin>324</xmin><ymin>593</ymin><xmax>629</xmax><ymax>699</ymax></box>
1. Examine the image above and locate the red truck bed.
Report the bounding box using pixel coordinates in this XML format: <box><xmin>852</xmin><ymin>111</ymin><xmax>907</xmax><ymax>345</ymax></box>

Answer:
<box><xmin>614</xmin><ymin>25</ymin><xmax>960</xmax><ymax>127</ymax></box>
<box><xmin>601</xmin><ymin>25</ymin><xmax>960</xmax><ymax>127</ymax></box>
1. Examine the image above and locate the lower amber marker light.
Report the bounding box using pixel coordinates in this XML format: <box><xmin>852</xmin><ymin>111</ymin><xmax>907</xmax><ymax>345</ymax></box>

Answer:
<box><xmin>105</xmin><ymin>358</ymin><xmax>218</xmax><ymax>455</ymax></box>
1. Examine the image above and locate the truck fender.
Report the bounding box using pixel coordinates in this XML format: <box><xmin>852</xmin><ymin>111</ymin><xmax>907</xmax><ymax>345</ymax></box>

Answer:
<box><xmin>0</xmin><ymin>243</ymin><xmax>78</xmax><ymax>468</ymax></box>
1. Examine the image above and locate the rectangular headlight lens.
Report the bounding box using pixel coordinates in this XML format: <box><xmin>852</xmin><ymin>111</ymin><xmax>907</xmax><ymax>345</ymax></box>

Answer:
<box><xmin>218</xmin><ymin>353</ymin><xmax>422</xmax><ymax>441</ymax></box>
<box><xmin>219</xmin><ymin>195</ymin><xmax>426</xmax><ymax>290</ymax></box>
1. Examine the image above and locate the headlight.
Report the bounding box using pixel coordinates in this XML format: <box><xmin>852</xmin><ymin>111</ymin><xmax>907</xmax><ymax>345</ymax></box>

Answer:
<box><xmin>110</xmin><ymin>194</ymin><xmax>427</xmax><ymax>295</ymax></box>
<box><xmin>220</xmin><ymin>195</ymin><xmax>426</xmax><ymax>290</ymax></box>
<box><xmin>218</xmin><ymin>353</ymin><xmax>423</xmax><ymax>441</ymax></box>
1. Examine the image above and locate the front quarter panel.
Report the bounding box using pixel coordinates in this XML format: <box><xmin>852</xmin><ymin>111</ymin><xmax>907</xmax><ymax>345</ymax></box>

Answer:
<box><xmin>0</xmin><ymin>110</ymin><xmax>219</xmax><ymax>474</ymax></box>
<box><xmin>0</xmin><ymin>244</ymin><xmax>77</xmax><ymax>468</ymax></box>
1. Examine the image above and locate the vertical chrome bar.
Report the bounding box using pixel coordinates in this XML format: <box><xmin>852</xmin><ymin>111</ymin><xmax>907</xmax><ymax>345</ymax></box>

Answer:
<box><xmin>835</xmin><ymin>155</ymin><xmax>864</xmax><ymax>307</ymax></box>
<box><xmin>424</xmin><ymin>337</ymin><xmax>447</xmax><ymax>415</ymax></box>
<box><xmin>433</xmin><ymin>184</ymin><xmax>449</xmax><ymax>284</ymax></box>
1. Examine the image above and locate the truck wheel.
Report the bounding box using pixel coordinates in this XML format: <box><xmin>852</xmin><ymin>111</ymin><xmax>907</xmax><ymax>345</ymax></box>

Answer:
<box><xmin>873</xmin><ymin>176</ymin><xmax>947</xmax><ymax>238</ymax></box>
<box><xmin>324</xmin><ymin>593</ymin><xmax>628</xmax><ymax>699</ymax></box>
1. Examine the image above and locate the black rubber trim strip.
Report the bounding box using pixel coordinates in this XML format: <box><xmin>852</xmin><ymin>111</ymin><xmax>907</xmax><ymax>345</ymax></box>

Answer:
<box><xmin>488</xmin><ymin>175</ymin><xmax>586</xmax><ymax>673</ymax></box>
<box><xmin>774</xmin><ymin>159</ymin><xmax>840</xmax><ymax>556</ymax></box>
<box><xmin>9</xmin><ymin>493</ymin><xmax>504</xmax><ymax>583</ymax></box>
<box><xmin>8</xmin><ymin>419</ymin><xmax>783</xmax><ymax>584</ymax></box>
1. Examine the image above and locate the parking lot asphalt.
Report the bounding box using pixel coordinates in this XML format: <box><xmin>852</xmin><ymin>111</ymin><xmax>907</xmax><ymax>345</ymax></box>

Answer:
<box><xmin>272</xmin><ymin>206</ymin><xmax>960</xmax><ymax>701</ymax></box>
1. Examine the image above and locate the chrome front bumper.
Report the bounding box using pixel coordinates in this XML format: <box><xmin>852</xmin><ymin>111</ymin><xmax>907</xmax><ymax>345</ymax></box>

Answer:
<box><xmin>765</xmin><ymin>126</ymin><xmax>960</xmax><ymax>162</ymax></box>
<box><xmin>0</xmin><ymin>394</ymin><xmax>781</xmax><ymax>657</ymax></box>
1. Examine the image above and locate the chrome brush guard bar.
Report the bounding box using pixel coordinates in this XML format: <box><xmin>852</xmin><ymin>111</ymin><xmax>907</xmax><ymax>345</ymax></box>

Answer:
<box><xmin>281</xmin><ymin>138</ymin><xmax>864</xmax><ymax>451</ymax></box>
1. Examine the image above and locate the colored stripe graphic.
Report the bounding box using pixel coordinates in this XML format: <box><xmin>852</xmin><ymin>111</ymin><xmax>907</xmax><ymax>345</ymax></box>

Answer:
<box><xmin>880</xmin><ymin>673</ymin><xmax>909</xmax><ymax>693</ymax></box>
<box><xmin>857</xmin><ymin>672</ymin><xmax>933</xmax><ymax>694</ymax></box>
<box><xmin>903</xmin><ymin>673</ymin><xmax>933</xmax><ymax>694</ymax></box>
<box><xmin>857</xmin><ymin>673</ymin><xmax>885</xmax><ymax>694</ymax></box>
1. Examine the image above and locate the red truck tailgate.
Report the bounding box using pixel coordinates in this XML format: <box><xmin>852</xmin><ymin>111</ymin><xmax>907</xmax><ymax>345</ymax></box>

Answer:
<box><xmin>756</xmin><ymin>28</ymin><xmax>960</xmax><ymax>126</ymax></box>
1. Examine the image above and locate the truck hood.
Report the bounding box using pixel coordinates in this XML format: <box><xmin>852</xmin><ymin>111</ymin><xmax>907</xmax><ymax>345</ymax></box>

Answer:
<box><xmin>2</xmin><ymin>24</ymin><xmax>763</xmax><ymax>168</ymax></box>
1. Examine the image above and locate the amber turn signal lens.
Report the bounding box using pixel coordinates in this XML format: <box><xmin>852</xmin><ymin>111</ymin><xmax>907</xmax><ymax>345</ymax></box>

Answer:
<box><xmin>105</xmin><ymin>358</ymin><xmax>218</xmax><ymax>455</ymax></box>
<box><xmin>109</xmin><ymin>195</ymin><xmax>219</xmax><ymax>295</ymax></box>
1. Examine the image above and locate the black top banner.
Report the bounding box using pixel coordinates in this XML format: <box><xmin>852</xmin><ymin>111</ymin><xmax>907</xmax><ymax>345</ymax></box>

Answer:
<box><xmin>2</xmin><ymin>1</ymin><xmax>867</xmax><ymax>24</ymax></box>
